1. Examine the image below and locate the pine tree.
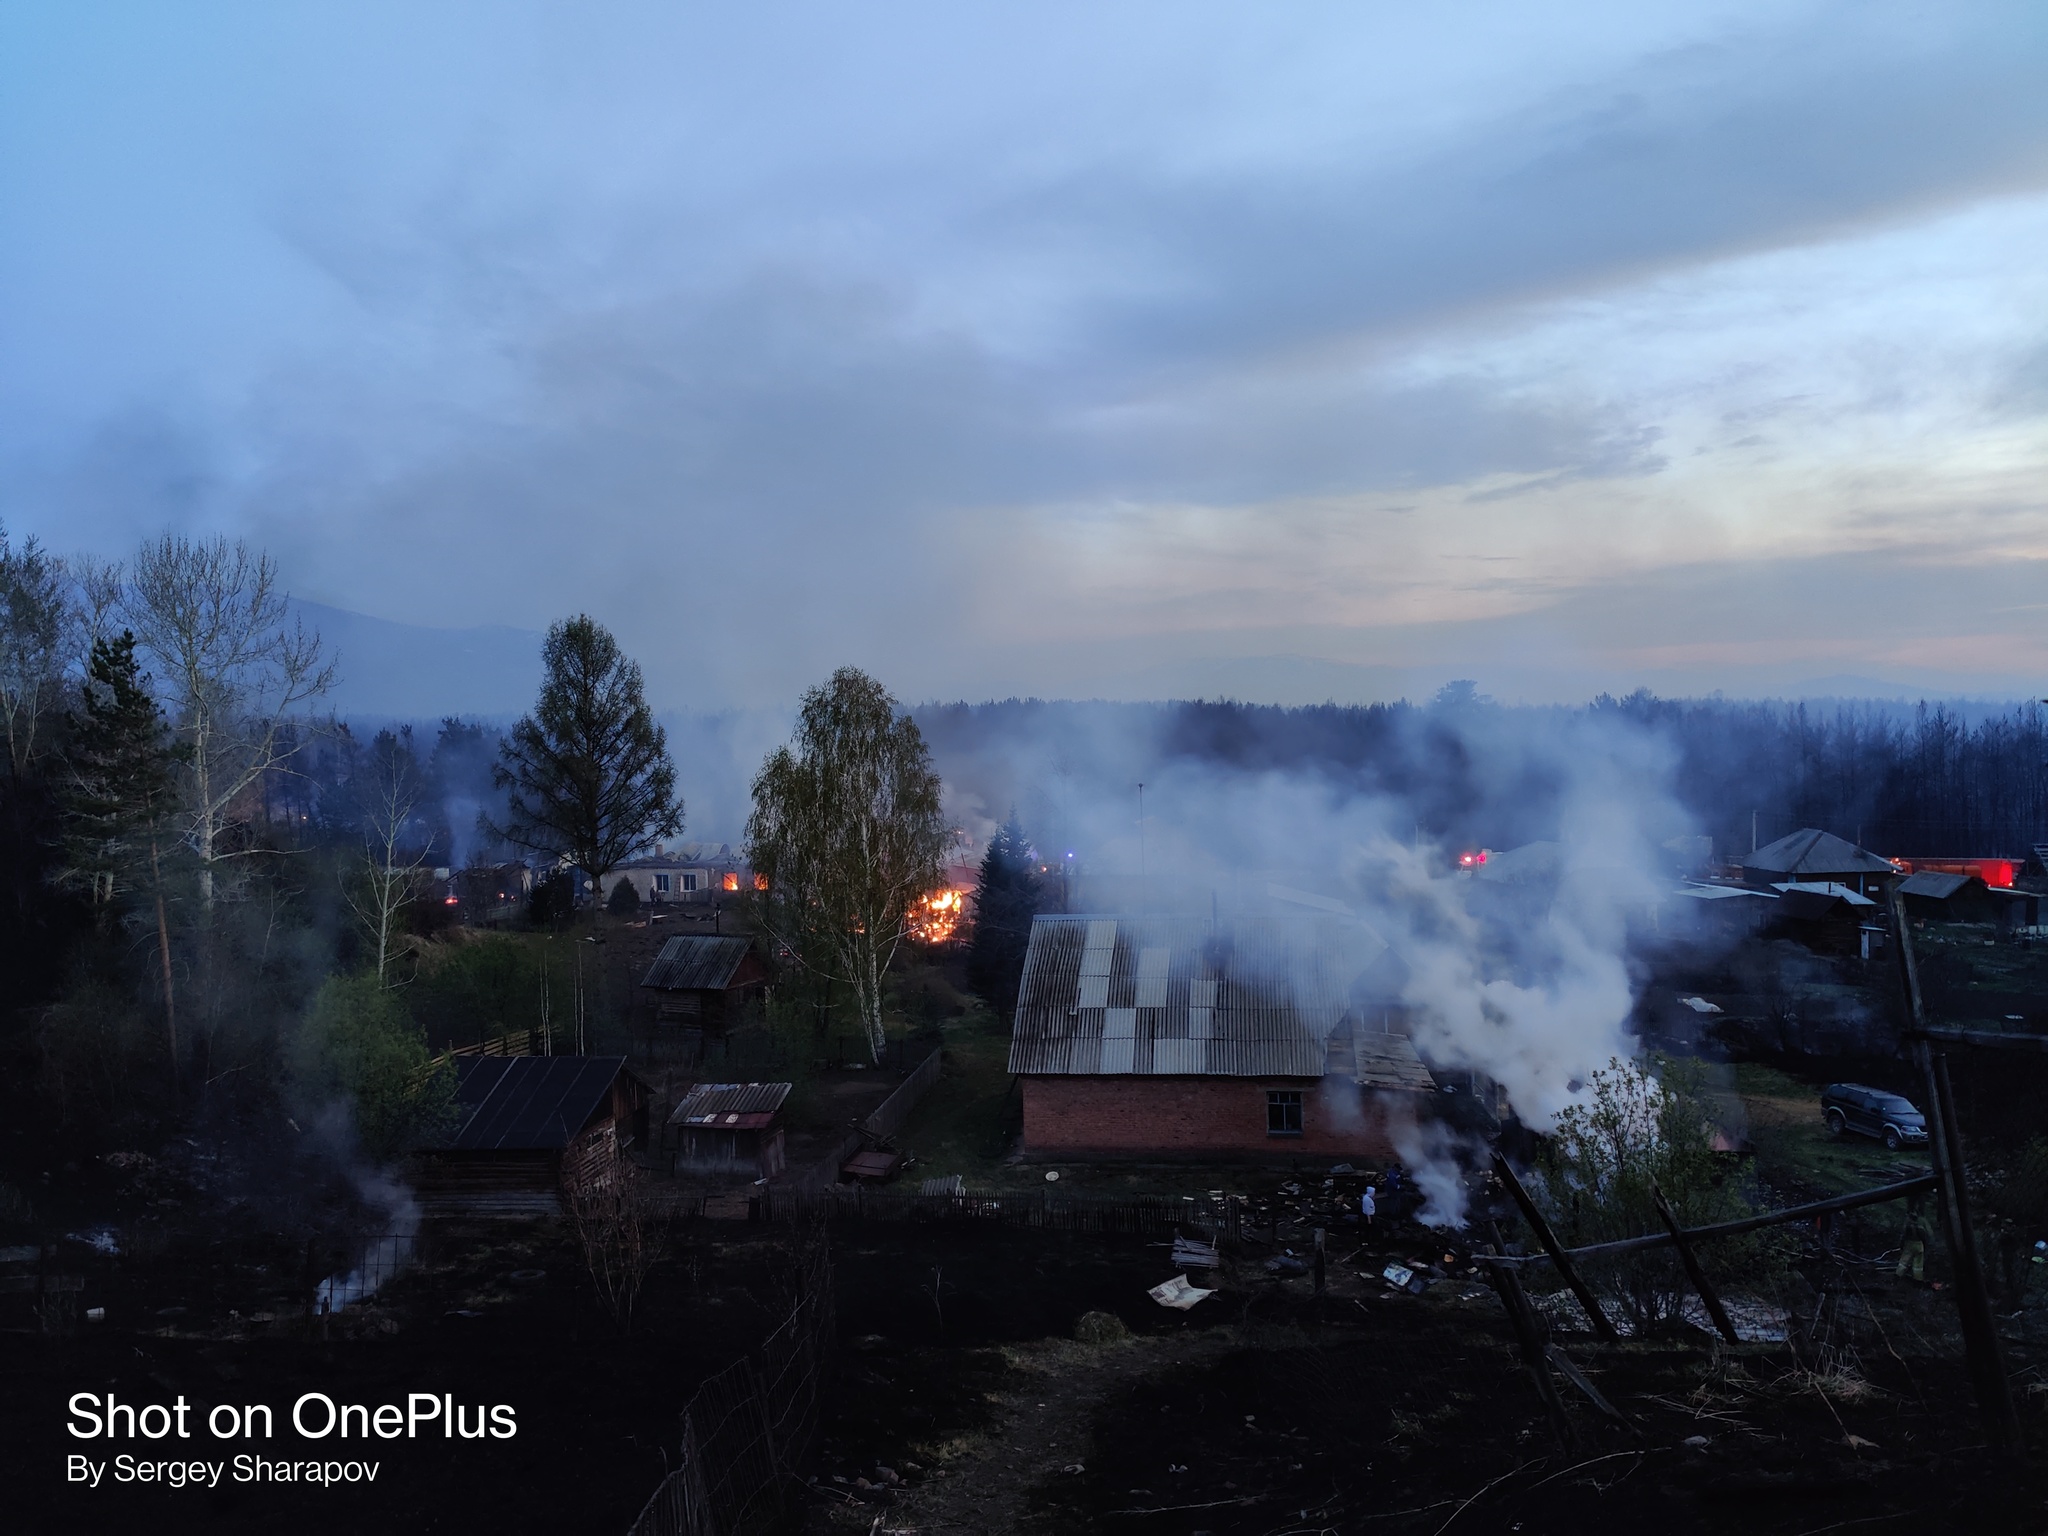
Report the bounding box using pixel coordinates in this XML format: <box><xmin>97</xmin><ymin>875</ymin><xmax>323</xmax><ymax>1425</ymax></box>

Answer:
<box><xmin>965</xmin><ymin>810</ymin><xmax>1042</xmax><ymax>1024</ymax></box>
<box><xmin>491</xmin><ymin>616</ymin><xmax>684</xmax><ymax>882</ymax></box>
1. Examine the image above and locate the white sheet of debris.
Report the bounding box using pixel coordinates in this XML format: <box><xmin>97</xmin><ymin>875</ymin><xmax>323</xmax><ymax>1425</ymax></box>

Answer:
<box><xmin>1148</xmin><ymin>1274</ymin><xmax>1216</xmax><ymax>1310</ymax></box>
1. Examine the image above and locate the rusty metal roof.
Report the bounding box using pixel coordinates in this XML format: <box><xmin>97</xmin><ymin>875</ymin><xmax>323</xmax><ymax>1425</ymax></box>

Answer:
<box><xmin>1008</xmin><ymin>914</ymin><xmax>1392</xmax><ymax>1078</ymax></box>
<box><xmin>669</xmin><ymin>1081</ymin><xmax>792</xmax><ymax>1126</ymax></box>
<box><xmin>642</xmin><ymin>935</ymin><xmax>753</xmax><ymax>991</ymax></box>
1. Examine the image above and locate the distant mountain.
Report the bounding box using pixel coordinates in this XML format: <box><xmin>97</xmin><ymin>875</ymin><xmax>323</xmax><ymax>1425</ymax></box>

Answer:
<box><xmin>292</xmin><ymin>601</ymin><xmax>543</xmax><ymax>720</ymax></box>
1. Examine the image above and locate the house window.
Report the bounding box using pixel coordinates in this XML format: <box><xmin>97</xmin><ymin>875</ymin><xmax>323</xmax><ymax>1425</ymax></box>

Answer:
<box><xmin>1266</xmin><ymin>1091</ymin><xmax>1303</xmax><ymax>1137</ymax></box>
<box><xmin>681</xmin><ymin>872</ymin><xmax>699</xmax><ymax>892</ymax></box>
<box><xmin>654</xmin><ymin>874</ymin><xmax>672</xmax><ymax>893</ymax></box>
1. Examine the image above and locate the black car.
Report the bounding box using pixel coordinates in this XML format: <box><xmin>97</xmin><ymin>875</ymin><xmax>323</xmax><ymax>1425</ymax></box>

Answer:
<box><xmin>1820</xmin><ymin>1083</ymin><xmax>1930</xmax><ymax>1150</ymax></box>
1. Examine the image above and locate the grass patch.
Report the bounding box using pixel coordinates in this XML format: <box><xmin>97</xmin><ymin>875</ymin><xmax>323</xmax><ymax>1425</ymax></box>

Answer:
<box><xmin>1734</xmin><ymin>1061</ymin><xmax>1929</xmax><ymax>1196</ymax></box>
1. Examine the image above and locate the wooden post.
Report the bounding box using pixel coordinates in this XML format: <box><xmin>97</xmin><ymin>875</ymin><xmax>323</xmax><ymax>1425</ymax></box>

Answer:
<box><xmin>1492</xmin><ymin>1152</ymin><xmax>1617</xmax><ymax>1341</ymax></box>
<box><xmin>1481</xmin><ymin>1226</ymin><xmax>1578</xmax><ymax>1452</ymax></box>
<box><xmin>1651</xmin><ymin>1182</ymin><xmax>1739</xmax><ymax>1345</ymax></box>
<box><xmin>1892</xmin><ymin>892</ymin><xmax>2022</xmax><ymax>1456</ymax></box>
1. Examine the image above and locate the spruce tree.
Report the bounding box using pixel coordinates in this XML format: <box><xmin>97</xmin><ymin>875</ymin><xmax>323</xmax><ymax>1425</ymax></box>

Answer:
<box><xmin>965</xmin><ymin>810</ymin><xmax>1042</xmax><ymax>1024</ymax></box>
<box><xmin>62</xmin><ymin>630</ymin><xmax>183</xmax><ymax>1072</ymax></box>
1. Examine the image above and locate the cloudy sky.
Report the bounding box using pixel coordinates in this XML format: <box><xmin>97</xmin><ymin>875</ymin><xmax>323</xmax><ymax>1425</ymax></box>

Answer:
<box><xmin>4</xmin><ymin>1</ymin><xmax>2046</xmax><ymax>710</ymax></box>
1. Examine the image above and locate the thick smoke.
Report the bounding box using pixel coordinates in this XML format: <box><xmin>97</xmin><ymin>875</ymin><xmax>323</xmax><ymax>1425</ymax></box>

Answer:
<box><xmin>920</xmin><ymin>695</ymin><xmax>1696</xmax><ymax>1220</ymax></box>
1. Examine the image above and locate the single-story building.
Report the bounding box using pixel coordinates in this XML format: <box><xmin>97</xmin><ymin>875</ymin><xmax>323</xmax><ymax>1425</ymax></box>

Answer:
<box><xmin>1007</xmin><ymin>914</ymin><xmax>1440</xmax><ymax>1162</ymax></box>
<box><xmin>599</xmin><ymin>842</ymin><xmax>749</xmax><ymax>907</ymax></box>
<box><xmin>640</xmin><ymin>935</ymin><xmax>769</xmax><ymax>1031</ymax></box>
<box><xmin>1898</xmin><ymin>871</ymin><xmax>2040</xmax><ymax>928</ymax></box>
<box><xmin>412</xmin><ymin>1055</ymin><xmax>649</xmax><ymax>1206</ymax></box>
<box><xmin>1742</xmin><ymin>829</ymin><xmax>1898</xmax><ymax>897</ymax></box>
<box><xmin>668</xmin><ymin>1081</ymin><xmax>790</xmax><ymax>1177</ymax></box>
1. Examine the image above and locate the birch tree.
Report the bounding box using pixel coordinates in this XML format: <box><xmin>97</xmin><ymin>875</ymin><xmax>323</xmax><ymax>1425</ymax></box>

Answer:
<box><xmin>121</xmin><ymin>536</ymin><xmax>333</xmax><ymax>907</ymax></box>
<box><xmin>0</xmin><ymin>523</ymin><xmax>71</xmax><ymax>781</ymax></box>
<box><xmin>746</xmin><ymin>668</ymin><xmax>949</xmax><ymax>1060</ymax></box>
<box><xmin>338</xmin><ymin>727</ymin><xmax>429</xmax><ymax>983</ymax></box>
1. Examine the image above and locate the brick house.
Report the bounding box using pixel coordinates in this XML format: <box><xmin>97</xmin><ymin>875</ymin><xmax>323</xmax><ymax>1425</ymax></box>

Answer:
<box><xmin>1007</xmin><ymin>914</ymin><xmax>1440</xmax><ymax>1161</ymax></box>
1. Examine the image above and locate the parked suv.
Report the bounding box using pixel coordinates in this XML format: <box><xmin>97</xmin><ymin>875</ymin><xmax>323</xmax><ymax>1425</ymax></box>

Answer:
<box><xmin>1820</xmin><ymin>1083</ymin><xmax>1929</xmax><ymax>1151</ymax></box>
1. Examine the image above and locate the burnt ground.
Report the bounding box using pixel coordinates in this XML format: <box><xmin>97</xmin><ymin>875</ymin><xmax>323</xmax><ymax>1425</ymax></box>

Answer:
<box><xmin>803</xmin><ymin>1218</ymin><xmax>2048</xmax><ymax>1536</ymax></box>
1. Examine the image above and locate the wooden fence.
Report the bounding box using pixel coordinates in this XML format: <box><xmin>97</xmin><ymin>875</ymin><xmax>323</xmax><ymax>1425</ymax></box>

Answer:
<box><xmin>790</xmin><ymin>1047</ymin><xmax>945</xmax><ymax>1189</ymax></box>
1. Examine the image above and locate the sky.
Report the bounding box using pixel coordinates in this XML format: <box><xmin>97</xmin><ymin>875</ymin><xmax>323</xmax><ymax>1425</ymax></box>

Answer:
<box><xmin>4</xmin><ymin>1</ymin><xmax>2047</xmax><ymax>711</ymax></box>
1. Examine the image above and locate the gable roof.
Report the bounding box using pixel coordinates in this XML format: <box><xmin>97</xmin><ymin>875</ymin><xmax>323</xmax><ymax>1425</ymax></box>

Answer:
<box><xmin>1744</xmin><ymin>828</ymin><xmax>1896</xmax><ymax>878</ymax></box>
<box><xmin>1352</xmin><ymin>1031</ymin><xmax>1438</xmax><ymax>1092</ymax></box>
<box><xmin>1008</xmin><ymin>913</ymin><xmax>1391</xmax><ymax>1078</ymax></box>
<box><xmin>447</xmin><ymin>1056</ymin><xmax>631</xmax><ymax>1150</ymax></box>
<box><xmin>642</xmin><ymin>935</ymin><xmax>754</xmax><ymax>991</ymax></box>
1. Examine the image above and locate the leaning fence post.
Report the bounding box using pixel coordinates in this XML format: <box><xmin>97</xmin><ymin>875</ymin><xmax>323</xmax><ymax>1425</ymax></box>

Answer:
<box><xmin>1479</xmin><ymin>1234</ymin><xmax>1578</xmax><ymax>1452</ymax></box>
<box><xmin>1892</xmin><ymin>891</ymin><xmax>2023</xmax><ymax>1457</ymax></box>
<box><xmin>1650</xmin><ymin>1182</ymin><xmax>1739</xmax><ymax>1345</ymax></box>
<box><xmin>1492</xmin><ymin>1152</ymin><xmax>1617</xmax><ymax>1342</ymax></box>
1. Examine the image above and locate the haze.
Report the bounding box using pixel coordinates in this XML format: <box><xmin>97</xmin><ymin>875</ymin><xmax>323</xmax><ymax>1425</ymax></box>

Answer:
<box><xmin>5</xmin><ymin>2</ymin><xmax>2046</xmax><ymax>710</ymax></box>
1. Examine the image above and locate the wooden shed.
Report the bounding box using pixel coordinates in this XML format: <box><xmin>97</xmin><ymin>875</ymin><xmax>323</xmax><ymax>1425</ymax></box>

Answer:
<box><xmin>668</xmin><ymin>1081</ymin><xmax>790</xmax><ymax>1178</ymax></box>
<box><xmin>413</xmin><ymin>1056</ymin><xmax>648</xmax><ymax>1208</ymax></box>
<box><xmin>640</xmin><ymin>936</ymin><xmax>769</xmax><ymax>1032</ymax></box>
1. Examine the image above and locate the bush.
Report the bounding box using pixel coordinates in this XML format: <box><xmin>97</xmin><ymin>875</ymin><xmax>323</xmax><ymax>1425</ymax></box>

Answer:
<box><xmin>1075</xmin><ymin>1310</ymin><xmax>1129</xmax><ymax>1345</ymax></box>
<box><xmin>605</xmin><ymin>878</ymin><xmax>640</xmax><ymax>916</ymax></box>
<box><xmin>1539</xmin><ymin>1055</ymin><xmax>1787</xmax><ymax>1332</ymax></box>
<box><xmin>293</xmin><ymin>973</ymin><xmax>459</xmax><ymax>1160</ymax></box>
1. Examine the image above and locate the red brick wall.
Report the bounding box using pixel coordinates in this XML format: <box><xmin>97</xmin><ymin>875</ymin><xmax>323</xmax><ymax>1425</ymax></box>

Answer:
<box><xmin>1021</xmin><ymin>1075</ymin><xmax>1403</xmax><ymax>1161</ymax></box>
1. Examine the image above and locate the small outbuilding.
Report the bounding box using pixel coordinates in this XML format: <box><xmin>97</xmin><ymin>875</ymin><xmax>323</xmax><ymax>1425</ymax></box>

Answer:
<box><xmin>668</xmin><ymin>1081</ymin><xmax>790</xmax><ymax>1177</ymax></box>
<box><xmin>1898</xmin><ymin>871</ymin><xmax>2040</xmax><ymax>929</ymax></box>
<box><xmin>640</xmin><ymin>935</ymin><xmax>769</xmax><ymax>1031</ymax></box>
<box><xmin>413</xmin><ymin>1055</ymin><xmax>649</xmax><ymax>1207</ymax></box>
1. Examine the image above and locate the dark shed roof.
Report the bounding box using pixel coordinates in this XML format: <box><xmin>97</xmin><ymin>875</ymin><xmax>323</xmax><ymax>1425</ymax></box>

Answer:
<box><xmin>1743</xmin><ymin>829</ymin><xmax>1896</xmax><ymax>880</ymax></box>
<box><xmin>1898</xmin><ymin>871</ymin><xmax>1974</xmax><ymax>900</ymax></box>
<box><xmin>448</xmin><ymin>1056</ymin><xmax>631</xmax><ymax>1150</ymax></box>
<box><xmin>1008</xmin><ymin>913</ymin><xmax>1391</xmax><ymax>1078</ymax></box>
<box><xmin>642</xmin><ymin>935</ymin><xmax>754</xmax><ymax>991</ymax></box>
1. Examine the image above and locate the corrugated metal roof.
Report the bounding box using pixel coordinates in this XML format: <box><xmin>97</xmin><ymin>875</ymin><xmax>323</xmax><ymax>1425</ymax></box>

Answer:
<box><xmin>642</xmin><ymin>935</ymin><xmax>753</xmax><ymax>991</ymax></box>
<box><xmin>1744</xmin><ymin>828</ymin><xmax>1896</xmax><ymax>878</ymax></box>
<box><xmin>448</xmin><ymin>1056</ymin><xmax>629</xmax><ymax>1150</ymax></box>
<box><xmin>669</xmin><ymin>1081</ymin><xmax>791</xmax><ymax>1125</ymax></box>
<box><xmin>1771</xmin><ymin>881</ymin><xmax>1878</xmax><ymax>907</ymax></box>
<box><xmin>1008</xmin><ymin>914</ymin><xmax>1390</xmax><ymax>1078</ymax></box>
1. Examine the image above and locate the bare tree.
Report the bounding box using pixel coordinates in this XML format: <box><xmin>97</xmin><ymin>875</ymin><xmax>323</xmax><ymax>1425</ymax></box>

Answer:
<box><xmin>121</xmin><ymin>536</ymin><xmax>334</xmax><ymax>907</ymax></box>
<box><xmin>339</xmin><ymin>728</ymin><xmax>430</xmax><ymax>983</ymax></box>
<box><xmin>746</xmin><ymin>668</ymin><xmax>949</xmax><ymax>1060</ymax></box>
<box><xmin>566</xmin><ymin>1163</ymin><xmax>660</xmax><ymax>1332</ymax></box>
<box><xmin>0</xmin><ymin>523</ymin><xmax>72</xmax><ymax>781</ymax></box>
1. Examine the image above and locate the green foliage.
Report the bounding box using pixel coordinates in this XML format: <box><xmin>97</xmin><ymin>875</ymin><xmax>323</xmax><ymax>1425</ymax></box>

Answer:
<box><xmin>407</xmin><ymin>933</ymin><xmax>551</xmax><ymax>1050</ymax></box>
<box><xmin>746</xmin><ymin>667</ymin><xmax>949</xmax><ymax>1059</ymax></box>
<box><xmin>964</xmin><ymin>810</ymin><xmax>1041</xmax><ymax>1022</ymax></box>
<box><xmin>606</xmin><ymin>877</ymin><xmax>641</xmax><ymax>915</ymax></box>
<box><xmin>293</xmin><ymin>973</ymin><xmax>458</xmax><ymax>1160</ymax></box>
<box><xmin>492</xmin><ymin>615</ymin><xmax>682</xmax><ymax>879</ymax></box>
<box><xmin>1540</xmin><ymin>1055</ymin><xmax>1785</xmax><ymax>1331</ymax></box>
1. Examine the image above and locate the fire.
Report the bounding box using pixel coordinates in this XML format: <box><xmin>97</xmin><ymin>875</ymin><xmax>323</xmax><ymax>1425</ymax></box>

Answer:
<box><xmin>910</xmin><ymin>887</ymin><xmax>967</xmax><ymax>944</ymax></box>
<box><xmin>722</xmin><ymin>871</ymin><xmax>739</xmax><ymax>891</ymax></box>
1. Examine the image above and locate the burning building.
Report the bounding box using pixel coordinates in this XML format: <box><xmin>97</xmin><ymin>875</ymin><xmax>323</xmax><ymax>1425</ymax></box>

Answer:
<box><xmin>1007</xmin><ymin>914</ymin><xmax>1442</xmax><ymax>1162</ymax></box>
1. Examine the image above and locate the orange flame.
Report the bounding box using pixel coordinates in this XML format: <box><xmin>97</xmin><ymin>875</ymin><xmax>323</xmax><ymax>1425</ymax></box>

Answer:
<box><xmin>910</xmin><ymin>887</ymin><xmax>966</xmax><ymax>944</ymax></box>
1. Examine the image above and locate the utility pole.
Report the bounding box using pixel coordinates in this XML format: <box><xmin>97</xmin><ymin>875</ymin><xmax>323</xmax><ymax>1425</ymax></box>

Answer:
<box><xmin>1137</xmin><ymin>782</ymin><xmax>1146</xmax><ymax>911</ymax></box>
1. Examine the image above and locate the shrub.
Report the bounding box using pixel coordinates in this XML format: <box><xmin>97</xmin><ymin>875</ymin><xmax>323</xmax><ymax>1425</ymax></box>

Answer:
<box><xmin>293</xmin><ymin>974</ymin><xmax>459</xmax><ymax>1160</ymax></box>
<box><xmin>1075</xmin><ymin>1310</ymin><xmax>1129</xmax><ymax>1345</ymax></box>
<box><xmin>1539</xmin><ymin>1055</ymin><xmax>1787</xmax><ymax>1332</ymax></box>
